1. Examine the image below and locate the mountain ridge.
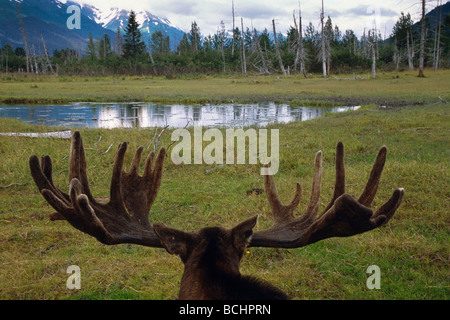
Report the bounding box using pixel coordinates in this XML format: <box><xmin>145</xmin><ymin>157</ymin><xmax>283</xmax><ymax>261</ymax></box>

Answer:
<box><xmin>0</xmin><ymin>0</ymin><xmax>184</xmax><ymax>53</ymax></box>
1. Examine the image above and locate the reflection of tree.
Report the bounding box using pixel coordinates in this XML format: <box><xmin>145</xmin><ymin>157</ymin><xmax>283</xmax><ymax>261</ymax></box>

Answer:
<box><xmin>192</xmin><ymin>106</ymin><xmax>201</xmax><ymax>122</ymax></box>
<box><xmin>1</xmin><ymin>103</ymin><xmax>358</xmax><ymax>129</ymax></box>
<box><xmin>233</xmin><ymin>105</ymin><xmax>242</xmax><ymax>120</ymax></box>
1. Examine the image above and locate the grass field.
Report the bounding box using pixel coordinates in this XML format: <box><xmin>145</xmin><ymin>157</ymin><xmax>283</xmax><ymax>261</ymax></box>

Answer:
<box><xmin>0</xmin><ymin>70</ymin><xmax>448</xmax><ymax>300</ymax></box>
<box><xmin>0</xmin><ymin>70</ymin><xmax>449</xmax><ymax>106</ymax></box>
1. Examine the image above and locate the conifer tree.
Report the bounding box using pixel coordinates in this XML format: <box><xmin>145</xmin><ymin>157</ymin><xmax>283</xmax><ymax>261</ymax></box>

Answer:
<box><xmin>123</xmin><ymin>10</ymin><xmax>146</xmax><ymax>58</ymax></box>
<box><xmin>86</xmin><ymin>32</ymin><xmax>97</xmax><ymax>60</ymax></box>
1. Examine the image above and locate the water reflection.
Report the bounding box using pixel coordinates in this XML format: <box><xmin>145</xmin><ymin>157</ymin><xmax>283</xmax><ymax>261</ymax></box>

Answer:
<box><xmin>0</xmin><ymin>103</ymin><xmax>360</xmax><ymax>129</ymax></box>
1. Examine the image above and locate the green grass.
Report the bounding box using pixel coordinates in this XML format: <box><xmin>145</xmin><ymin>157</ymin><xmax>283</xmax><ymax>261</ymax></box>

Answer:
<box><xmin>0</xmin><ymin>70</ymin><xmax>449</xmax><ymax>106</ymax></box>
<box><xmin>0</xmin><ymin>72</ymin><xmax>449</xmax><ymax>300</ymax></box>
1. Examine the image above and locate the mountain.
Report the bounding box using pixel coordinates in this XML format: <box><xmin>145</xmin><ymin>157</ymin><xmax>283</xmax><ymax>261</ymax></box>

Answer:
<box><xmin>0</xmin><ymin>0</ymin><xmax>185</xmax><ymax>54</ymax></box>
<box><xmin>416</xmin><ymin>1</ymin><xmax>450</xmax><ymax>30</ymax></box>
<box><xmin>71</xmin><ymin>3</ymin><xmax>185</xmax><ymax>51</ymax></box>
<box><xmin>0</xmin><ymin>0</ymin><xmax>115</xmax><ymax>54</ymax></box>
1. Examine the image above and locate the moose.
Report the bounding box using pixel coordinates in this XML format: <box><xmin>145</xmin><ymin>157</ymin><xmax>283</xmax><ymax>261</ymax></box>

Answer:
<box><xmin>29</xmin><ymin>131</ymin><xmax>404</xmax><ymax>299</ymax></box>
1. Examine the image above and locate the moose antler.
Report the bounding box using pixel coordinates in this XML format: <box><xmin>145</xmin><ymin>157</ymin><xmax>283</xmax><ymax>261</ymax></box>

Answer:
<box><xmin>250</xmin><ymin>142</ymin><xmax>404</xmax><ymax>248</ymax></box>
<box><xmin>29</xmin><ymin>131</ymin><xmax>165</xmax><ymax>247</ymax></box>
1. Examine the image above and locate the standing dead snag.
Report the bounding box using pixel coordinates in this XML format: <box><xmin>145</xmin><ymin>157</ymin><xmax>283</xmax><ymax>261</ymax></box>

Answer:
<box><xmin>418</xmin><ymin>0</ymin><xmax>426</xmax><ymax>77</ymax></box>
<box><xmin>272</xmin><ymin>19</ymin><xmax>286</xmax><ymax>76</ymax></box>
<box><xmin>253</xmin><ymin>28</ymin><xmax>270</xmax><ymax>75</ymax></box>
<box><xmin>29</xmin><ymin>133</ymin><xmax>403</xmax><ymax>299</ymax></box>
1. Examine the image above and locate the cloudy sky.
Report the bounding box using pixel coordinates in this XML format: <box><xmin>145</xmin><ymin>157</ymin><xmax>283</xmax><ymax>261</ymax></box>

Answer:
<box><xmin>67</xmin><ymin>0</ymin><xmax>441</xmax><ymax>38</ymax></box>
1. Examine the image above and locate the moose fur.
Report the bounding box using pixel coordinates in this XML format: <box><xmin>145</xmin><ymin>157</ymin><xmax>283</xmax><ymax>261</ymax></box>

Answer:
<box><xmin>153</xmin><ymin>216</ymin><xmax>289</xmax><ymax>300</ymax></box>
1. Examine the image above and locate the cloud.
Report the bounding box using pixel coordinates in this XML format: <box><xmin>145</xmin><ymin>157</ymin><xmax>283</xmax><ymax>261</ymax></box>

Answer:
<box><xmin>345</xmin><ymin>5</ymin><xmax>398</xmax><ymax>17</ymax></box>
<box><xmin>63</xmin><ymin>0</ymin><xmax>417</xmax><ymax>37</ymax></box>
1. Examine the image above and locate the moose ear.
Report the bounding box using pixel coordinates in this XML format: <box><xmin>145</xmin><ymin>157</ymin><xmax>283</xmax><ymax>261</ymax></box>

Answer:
<box><xmin>153</xmin><ymin>223</ymin><xmax>197</xmax><ymax>262</ymax></box>
<box><xmin>231</xmin><ymin>215</ymin><xmax>258</xmax><ymax>252</ymax></box>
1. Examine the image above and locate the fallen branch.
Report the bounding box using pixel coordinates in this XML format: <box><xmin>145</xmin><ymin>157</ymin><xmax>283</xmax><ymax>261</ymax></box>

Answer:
<box><xmin>0</xmin><ymin>131</ymin><xmax>72</xmax><ymax>139</ymax></box>
<box><xmin>101</xmin><ymin>143</ymin><xmax>114</xmax><ymax>155</ymax></box>
<box><xmin>0</xmin><ymin>182</ymin><xmax>27</xmax><ymax>189</ymax></box>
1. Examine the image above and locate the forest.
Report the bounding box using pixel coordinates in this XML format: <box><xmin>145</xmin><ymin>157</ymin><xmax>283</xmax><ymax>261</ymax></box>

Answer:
<box><xmin>1</xmin><ymin>3</ymin><xmax>449</xmax><ymax>77</ymax></box>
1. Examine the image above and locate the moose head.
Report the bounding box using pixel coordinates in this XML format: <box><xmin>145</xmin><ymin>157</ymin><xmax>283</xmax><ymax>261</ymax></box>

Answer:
<box><xmin>29</xmin><ymin>131</ymin><xmax>404</xmax><ymax>300</ymax></box>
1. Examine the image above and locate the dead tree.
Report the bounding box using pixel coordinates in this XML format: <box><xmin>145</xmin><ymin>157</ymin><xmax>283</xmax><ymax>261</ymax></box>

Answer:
<box><xmin>433</xmin><ymin>0</ymin><xmax>442</xmax><ymax>70</ymax></box>
<box><xmin>231</xmin><ymin>0</ymin><xmax>236</xmax><ymax>56</ymax></box>
<box><xmin>115</xmin><ymin>27</ymin><xmax>124</xmax><ymax>55</ymax></box>
<box><xmin>320</xmin><ymin>0</ymin><xmax>327</xmax><ymax>77</ymax></box>
<box><xmin>29</xmin><ymin>132</ymin><xmax>404</xmax><ymax>300</ymax></box>
<box><xmin>407</xmin><ymin>28</ymin><xmax>414</xmax><ymax>71</ymax></box>
<box><xmin>241</xmin><ymin>18</ymin><xmax>247</xmax><ymax>75</ymax></box>
<box><xmin>41</xmin><ymin>34</ymin><xmax>54</xmax><ymax>74</ymax></box>
<box><xmin>393</xmin><ymin>38</ymin><xmax>400</xmax><ymax>71</ymax></box>
<box><xmin>418</xmin><ymin>0</ymin><xmax>426</xmax><ymax>77</ymax></box>
<box><xmin>16</xmin><ymin>2</ymin><xmax>32</xmax><ymax>73</ymax></box>
<box><xmin>293</xmin><ymin>3</ymin><xmax>307</xmax><ymax>77</ymax></box>
<box><xmin>369</xmin><ymin>30</ymin><xmax>377</xmax><ymax>79</ymax></box>
<box><xmin>272</xmin><ymin>19</ymin><xmax>287</xmax><ymax>76</ymax></box>
<box><xmin>253</xmin><ymin>28</ymin><xmax>270</xmax><ymax>75</ymax></box>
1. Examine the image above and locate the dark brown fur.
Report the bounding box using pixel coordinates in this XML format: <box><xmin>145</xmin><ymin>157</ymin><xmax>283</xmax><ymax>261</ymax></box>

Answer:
<box><xmin>153</xmin><ymin>216</ymin><xmax>289</xmax><ymax>300</ymax></box>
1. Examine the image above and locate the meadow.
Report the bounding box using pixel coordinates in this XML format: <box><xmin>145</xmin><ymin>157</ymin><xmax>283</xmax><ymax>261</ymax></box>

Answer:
<box><xmin>0</xmin><ymin>70</ymin><xmax>448</xmax><ymax>300</ymax></box>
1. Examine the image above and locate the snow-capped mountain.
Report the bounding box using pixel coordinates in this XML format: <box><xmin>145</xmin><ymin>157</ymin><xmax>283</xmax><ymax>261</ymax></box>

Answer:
<box><xmin>0</xmin><ymin>0</ymin><xmax>184</xmax><ymax>53</ymax></box>
<box><xmin>0</xmin><ymin>0</ymin><xmax>117</xmax><ymax>53</ymax></box>
<box><xmin>70</xmin><ymin>2</ymin><xmax>184</xmax><ymax>51</ymax></box>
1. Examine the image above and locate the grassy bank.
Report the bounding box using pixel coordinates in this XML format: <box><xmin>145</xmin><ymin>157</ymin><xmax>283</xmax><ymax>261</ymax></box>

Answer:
<box><xmin>0</xmin><ymin>100</ymin><xmax>448</xmax><ymax>299</ymax></box>
<box><xmin>0</xmin><ymin>70</ymin><xmax>449</xmax><ymax>106</ymax></box>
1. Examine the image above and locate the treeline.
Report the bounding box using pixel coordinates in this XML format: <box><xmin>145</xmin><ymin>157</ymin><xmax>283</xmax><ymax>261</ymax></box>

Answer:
<box><xmin>1</xmin><ymin>9</ymin><xmax>450</xmax><ymax>76</ymax></box>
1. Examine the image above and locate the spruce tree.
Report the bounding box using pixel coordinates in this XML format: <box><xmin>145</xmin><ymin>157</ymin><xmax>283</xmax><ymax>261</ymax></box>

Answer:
<box><xmin>123</xmin><ymin>10</ymin><xmax>146</xmax><ymax>58</ymax></box>
<box><xmin>86</xmin><ymin>32</ymin><xmax>97</xmax><ymax>60</ymax></box>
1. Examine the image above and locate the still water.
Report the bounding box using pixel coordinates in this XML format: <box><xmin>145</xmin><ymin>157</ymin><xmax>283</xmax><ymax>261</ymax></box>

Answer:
<box><xmin>0</xmin><ymin>103</ymin><xmax>360</xmax><ymax>129</ymax></box>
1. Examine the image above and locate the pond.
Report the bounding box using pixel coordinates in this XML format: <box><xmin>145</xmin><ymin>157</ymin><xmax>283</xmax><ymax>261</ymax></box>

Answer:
<box><xmin>0</xmin><ymin>103</ymin><xmax>360</xmax><ymax>129</ymax></box>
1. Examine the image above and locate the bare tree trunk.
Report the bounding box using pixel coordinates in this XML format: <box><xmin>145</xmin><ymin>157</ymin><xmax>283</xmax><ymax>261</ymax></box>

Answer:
<box><xmin>407</xmin><ymin>28</ymin><xmax>414</xmax><ymax>71</ymax></box>
<box><xmin>293</xmin><ymin>2</ymin><xmax>307</xmax><ymax>77</ymax></box>
<box><xmin>394</xmin><ymin>38</ymin><xmax>400</xmax><ymax>71</ymax></box>
<box><xmin>41</xmin><ymin>34</ymin><xmax>54</xmax><ymax>74</ymax></box>
<box><xmin>231</xmin><ymin>0</ymin><xmax>235</xmax><ymax>56</ymax></box>
<box><xmin>241</xmin><ymin>18</ymin><xmax>247</xmax><ymax>75</ymax></box>
<box><xmin>272</xmin><ymin>19</ymin><xmax>286</xmax><ymax>76</ymax></box>
<box><xmin>418</xmin><ymin>0</ymin><xmax>426</xmax><ymax>77</ymax></box>
<box><xmin>362</xmin><ymin>28</ymin><xmax>367</xmax><ymax>58</ymax></box>
<box><xmin>147</xmin><ymin>46</ymin><xmax>155</xmax><ymax>65</ymax></box>
<box><xmin>116</xmin><ymin>27</ymin><xmax>124</xmax><ymax>55</ymax></box>
<box><xmin>434</xmin><ymin>0</ymin><xmax>442</xmax><ymax>70</ymax></box>
<box><xmin>253</xmin><ymin>28</ymin><xmax>269</xmax><ymax>75</ymax></box>
<box><xmin>31</xmin><ymin>45</ymin><xmax>39</xmax><ymax>74</ymax></box>
<box><xmin>320</xmin><ymin>0</ymin><xmax>327</xmax><ymax>77</ymax></box>
<box><xmin>298</xmin><ymin>7</ymin><xmax>306</xmax><ymax>78</ymax></box>
<box><xmin>16</xmin><ymin>2</ymin><xmax>32</xmax><ymax>73</ymax></box>
<box><xmin>293</xmin><ymin>11</ymin><xmax>300</xmax><ymax>71</ymax></box>
<box><xmin>370</xmin><ymin>31</ymin><xmax>376</xmax><ymax>79</ymax></box>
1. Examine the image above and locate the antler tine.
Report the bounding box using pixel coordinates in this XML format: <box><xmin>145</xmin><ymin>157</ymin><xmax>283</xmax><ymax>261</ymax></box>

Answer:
<box><xmin>121</xmin><ymin>145</ymin><xmax>166</xmax><ymax>225</ymax></box>
<box><xmin>250</xmin><ymin>143</ymin><xmax>404</xmax><ymax>248</ymax></box>
<box><xmin>373</xmin><ymin>187</ymin><xmax>404</xmax><ymax>225</ymax></box>
<box><xmin>146</xmin><ymin>147</ymin><xmax>166</xmax><ymax>207</ymax></box>
<box><xmin>263</xmin><ymin>149</ymin><xmax>323</xmax><ymax>225</ymax></box>
<box><xmin>264</xmin><ymin>167</ymin><xmax>302</xmax><ymax>224</ymax></box>
<box><xmin>69</xmin><ymin>131</ymin><xmax>94</xmax><ymax>202</ymax></box>
<box><xmin>30</xmin><ymin>131</ymin><xmax>166</xmax><ymax>248</ymax></box>
<box><xmin>109</xmin><ymin>142</ymin><xmax>128</xmax><ymax>207</ymax></box>
<box><xmin>358</xmin><ymin>146</ymin><xmax>386</xmax><ymax>206</ymax></box>
<box><xmin>322</xmin><ymin>142</ymin><xmax>345</xmax><ymax>213</ymax></box>
<box><xmin>304</xmin><ymin>151</ymin><xmax>323</xmax><ymax>218</ymax></box>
